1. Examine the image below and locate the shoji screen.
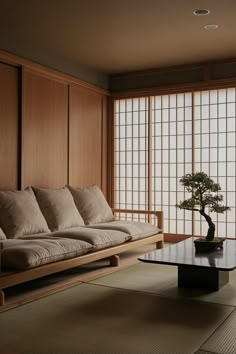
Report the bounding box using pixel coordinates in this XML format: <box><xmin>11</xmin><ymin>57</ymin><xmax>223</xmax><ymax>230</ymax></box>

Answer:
<box><xmin>151</xmin><ymin>93</ymin><xmax>192</xmax><ymax>234</ymax></box>
<box><xmin>113</xmin><ymin>88</ymin><xmax>236</xmax><ymax>238</ymax></box>
<box><xmin>114</xmin><ymin>97</ymin><xmax>149</xmax><ymax>221</ymax></box>
<box><xmin>194</xmin><ymin>88</ymin><xmax>236</xmax><ymax>238</ymax></box>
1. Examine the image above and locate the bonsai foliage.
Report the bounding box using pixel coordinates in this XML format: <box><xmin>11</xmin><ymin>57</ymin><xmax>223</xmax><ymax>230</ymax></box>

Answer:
<box><xmin>176</xmin><ymin>172</ymin><xmax>230</xmax><ymax>241</ymax></box>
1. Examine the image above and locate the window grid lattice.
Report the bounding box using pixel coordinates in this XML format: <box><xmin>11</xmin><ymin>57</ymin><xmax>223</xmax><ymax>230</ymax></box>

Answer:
<box><xmin>114</xmin><ymin>98</ymin><xmax>149</xmax><ymax>222</ymax></box>
<box><xmin>151</xmin><ymin>93</ymin><xmax>192</xmax><ymax>234</ymax></box>
<box><xmin>194</xmin><ymin>88</ymin><xmax>236</xmax><ymax>238</ymax></box>
<box><xmin>113</xmin><ymin>88</ymin><xmax>236</xmax><ymax>237</ymax></box>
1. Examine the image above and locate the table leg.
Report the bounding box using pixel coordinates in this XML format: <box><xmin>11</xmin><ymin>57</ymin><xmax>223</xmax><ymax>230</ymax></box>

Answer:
<box><xmin>0</xmin><ymin>289</ymin><xmax>5</xmax><ymax>306</ymax></box>
<box><xmin>178</xmin><ymin>265</ymin><xmax>229</xmax><ymax>291</ymax></box>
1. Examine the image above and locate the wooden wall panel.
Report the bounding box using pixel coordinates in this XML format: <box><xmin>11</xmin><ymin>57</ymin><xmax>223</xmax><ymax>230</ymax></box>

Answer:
<box><xmin>69</xmin><ymin>85</ymin><xmax>105</xmax><ymax>189</ymax></box>
<box><xmin>102</xmin><ymin>95</ymin><xmax>108</xmax><ymax>197</ymax></box>
<box><xmin>0</xmin><ymin>63</ymin><xmax>19</xmax><ymax>190</ymax></box>
<box><xmin>22</xmin><ymin>70</ymin><xmax>68</xmax><ymax>188</ymax></box>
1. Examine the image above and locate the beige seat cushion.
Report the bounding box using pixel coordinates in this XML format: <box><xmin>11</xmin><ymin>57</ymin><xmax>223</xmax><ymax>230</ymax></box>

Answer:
<box><xmin>0</xmin><ymin>188</ymin><xmax>50</xmax><ymax>239</ymax></box>
<box><xmin>68</xmin><ymin>185</ymin><xmax>114</xmax><ymax>225</ymax></box>
<box><xmin>86</xmin><ymin>220</ymin><xmax>161</xmax><ymax>241</ymax></box>
<box><xmin>1</xmin><ymin>236</ymin><xmax>92</xmax><ymax>270</ymax></box>
<box><xmin>33</xmin><ymin>187</ymin><xmax>84</xmax><ymax>231</ymax></box>
<box><xmin>0</xmin><ymin>228</ymin><xmax>6</xmax><ymax>240</ymax></box>
<box><xmin>53</xmin><ymin>226</ymin><xmax>131</xmax><ymax>250</ymax></box>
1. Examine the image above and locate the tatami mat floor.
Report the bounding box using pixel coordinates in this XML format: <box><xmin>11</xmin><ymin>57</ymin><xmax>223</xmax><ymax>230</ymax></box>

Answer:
<box><xmin>1</xmin><ymin>243</ymin><xmax>236</xmax><ymax>353</ymax></box>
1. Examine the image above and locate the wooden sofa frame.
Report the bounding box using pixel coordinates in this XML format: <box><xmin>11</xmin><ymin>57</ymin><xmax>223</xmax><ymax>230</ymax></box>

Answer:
<box><xmin>0</xmin><ymin>209</ymin><xmax>163</xmax><ymax>307</ymax></box>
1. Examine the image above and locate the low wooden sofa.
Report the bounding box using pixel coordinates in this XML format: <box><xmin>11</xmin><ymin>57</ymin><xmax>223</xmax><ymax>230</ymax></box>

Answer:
<box><xmin>0</xmin><ymin>186</ymin><xmax>163</xmax><ymax>307</ymax></box>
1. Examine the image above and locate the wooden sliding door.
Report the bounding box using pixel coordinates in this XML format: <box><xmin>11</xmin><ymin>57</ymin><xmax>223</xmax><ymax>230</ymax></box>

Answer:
<box><xmin>22</xmin><ymin>70</ymin><xmax>68</xmax><ymax>188</ymax></box>
<box><xmin>69</xmin><ymin>85</ymin><xmax>106</xmax><ymax>191</ymax></box>
<box><xmin>0</xmin><ymin>52</ymin><xmax>109</xmax><ymax>193</ymax></box>
<box><xmin>0</xmin><ymin>62</ymin><xmax>19</xmax><ymax>190</ymax></box>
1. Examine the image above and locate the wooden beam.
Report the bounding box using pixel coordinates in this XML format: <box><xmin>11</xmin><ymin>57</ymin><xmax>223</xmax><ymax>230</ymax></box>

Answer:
<box><xmin>110</xmin><ymin>78</ymin><xmax>236</xmax><ymax>99</ymax></box>
<box><xmin>0</xmin><ymin>50</ymin><xmax>109</xmax><ymax>95</ymax></box>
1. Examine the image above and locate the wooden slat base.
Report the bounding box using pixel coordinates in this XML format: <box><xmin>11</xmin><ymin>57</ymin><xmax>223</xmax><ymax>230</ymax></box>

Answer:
<box><xmin>0</xmin><ymin>233</ymin><xmax>164</xmax><ymax>298</ymax></box>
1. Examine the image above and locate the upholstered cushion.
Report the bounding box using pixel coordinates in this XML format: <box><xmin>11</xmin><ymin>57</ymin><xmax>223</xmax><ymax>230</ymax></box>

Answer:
<box><xmin>1</xmin><ymin>236</ymin><xmax>92</xmax><ymax>270</ymax></box>
<box><xmin>52</xmin><ymin>226</ymin><xmax>131</xmax><ymax>250</ymax></box>
<box><xmin>0</xmin><ymin>228</ymin><xmax>6</xmax><ymax>240</ymax></box>
<box><xmin>0</xmin><ymin>188</ymin><xmax>50</xmax><ymax>239</ymax></box>
<box><xmin>33</xmin><ymin>187</ymin><xmax>84</xmax><ymax>231</ymax></box>
<box><xmin>68</xmin><ymin>185</ymin><xmax>114</xmax><ymax>225</ymax></box>
<box><xmin>86</xmin><ymin>220</ymin><xmax>161</xmax><ymax>241</ymax></box>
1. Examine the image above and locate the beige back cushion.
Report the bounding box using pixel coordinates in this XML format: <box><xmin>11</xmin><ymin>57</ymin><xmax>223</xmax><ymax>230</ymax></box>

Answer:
<box><xmin>0</xmin><ymin>187</ymin><xmax>50</xmax><ymax>239</ymax></box>
<box><xmin>68</xmin><ymin>185</ymin><xmax>114</xmax><ymax>225</ymax></box>
<box><xmin>33</xmin><ymin>187</ymin><xmax>84</xmax><ymax>231</ymax></box>
<box><xmin>0</xmin><ymin>228</ymin><xmax>7</xmax><ymax>240</ymax></box>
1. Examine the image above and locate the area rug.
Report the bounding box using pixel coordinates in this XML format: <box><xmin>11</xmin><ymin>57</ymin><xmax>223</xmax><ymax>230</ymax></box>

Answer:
<box><xmin>89</xmin><ymin>262</ymin><xmax>236</xmax><ymax>306</ymax></box>
<box><xmin>0</xmin><ymin>283</ymin><xmax>233</xmax><ymax>354</ymax></box>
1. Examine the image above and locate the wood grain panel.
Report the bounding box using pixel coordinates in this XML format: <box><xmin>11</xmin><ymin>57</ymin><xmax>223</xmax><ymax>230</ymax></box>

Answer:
<box><xmin>107</xmin><ymin>96</ymin><xmax>114</xmax><ymax>205</ymax></box>
<box><xmin>0</xmin><ymin>63</ymin><xmax>19</xmax><ymax>190</ymax></box>
<box><xmin>22</xmin><ymin>70</ymin><xmax>68</xmax><ymax>188</ymax></box>
<box><xmin>69</xmin><ymin>85</ymin><xmax>103</xmax><ymax>188</ymax></box>
<box><xmin>0</xmin><ymin>50</ymin><xmax>109</xmax><ymax>95</ymax></box>
<box><xmin>102</xmin><ymin>95</ymin><xmax>108</xmax><ymax>197</ymax></box>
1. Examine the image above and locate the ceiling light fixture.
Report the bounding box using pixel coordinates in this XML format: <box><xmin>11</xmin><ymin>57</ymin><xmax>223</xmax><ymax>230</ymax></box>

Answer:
<box><xmin>193</xmin><ymin>9</ymin><xmax>210</xmax><ymax>16</ymax></box>
<box><xmin>204</xmin><ymin>24</ymin><xmax>219</xmax><ymax>30</ymax></box>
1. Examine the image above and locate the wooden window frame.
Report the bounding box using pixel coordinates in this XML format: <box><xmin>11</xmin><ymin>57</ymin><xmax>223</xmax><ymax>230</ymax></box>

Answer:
<box><xmin>111</xmin><ymin>80</ymin><xmax>236</xmax><ymax>240</ymax></box>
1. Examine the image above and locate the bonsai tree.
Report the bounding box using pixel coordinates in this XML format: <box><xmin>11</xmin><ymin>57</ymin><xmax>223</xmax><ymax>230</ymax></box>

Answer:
<box><xmin>176</xmin><ymin>172</ymin><xmax>230</xmax><ymax>241</ymax></box>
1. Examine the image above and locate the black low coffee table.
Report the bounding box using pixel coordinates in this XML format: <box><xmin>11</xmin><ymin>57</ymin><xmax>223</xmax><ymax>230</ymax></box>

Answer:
<box><xmin>139</xmin><ymin>238</ymin><xmax>236</xmax><ymax>291</ymax></box>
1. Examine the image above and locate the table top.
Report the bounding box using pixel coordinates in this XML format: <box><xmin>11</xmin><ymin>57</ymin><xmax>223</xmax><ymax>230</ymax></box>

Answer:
<box><xmin>138</xmin><ymin>238</ymin><xmax>236</xmax><ymax>271</ymax></box>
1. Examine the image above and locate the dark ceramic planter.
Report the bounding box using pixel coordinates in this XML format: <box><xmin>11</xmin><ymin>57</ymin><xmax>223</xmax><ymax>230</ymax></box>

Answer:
<box><xmin>194</xmin><ymin>237</ymin><xmax>225</xmax><ymax>253</ymax></box>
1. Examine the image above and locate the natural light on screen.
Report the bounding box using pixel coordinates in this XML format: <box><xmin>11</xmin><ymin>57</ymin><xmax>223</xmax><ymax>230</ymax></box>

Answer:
<box><xmin>114</xmin><ymin>88</ymin><xmax>236</xmax><ymax>238</ymax></box>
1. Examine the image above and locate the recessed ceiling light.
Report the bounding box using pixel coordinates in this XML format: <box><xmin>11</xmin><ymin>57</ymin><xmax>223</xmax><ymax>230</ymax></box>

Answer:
<box><xmin>204</xmin><ymin>24</ymin><xmax>219</xmax><ymax>30</ymax></box>
<box><xmin>193</xmin><ymin>9</ymin><xmax>210</xmax><ymax>16</ymax></box>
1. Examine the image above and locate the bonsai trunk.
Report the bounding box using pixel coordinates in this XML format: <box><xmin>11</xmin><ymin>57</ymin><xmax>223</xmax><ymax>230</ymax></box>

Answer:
<box><xmin>199</xmin><ymin>209</ymin><xmax>215</xmax><ymax>241</ymax></box>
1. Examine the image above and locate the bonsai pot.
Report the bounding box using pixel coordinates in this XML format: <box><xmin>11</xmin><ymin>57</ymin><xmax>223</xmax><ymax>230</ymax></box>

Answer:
<box><xmin>194</xmin><ymin>237</ymin><xmax>225</xmax><ymax>253</ymax></box>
